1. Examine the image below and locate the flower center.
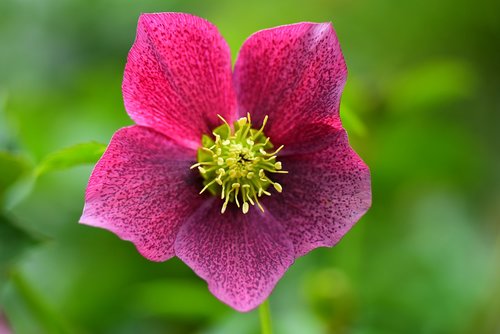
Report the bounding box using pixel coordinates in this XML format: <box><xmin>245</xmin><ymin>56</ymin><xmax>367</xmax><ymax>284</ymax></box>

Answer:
<box><xmin>191</xmin><ymin>114</ymin><xmax>287</xmax><ymax>214</ymax></box>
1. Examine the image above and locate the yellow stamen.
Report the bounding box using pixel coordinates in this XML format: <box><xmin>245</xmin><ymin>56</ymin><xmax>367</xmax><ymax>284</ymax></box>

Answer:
<box><xmin>194</xmin><ymin>114</ymin><xmax>287</xmax><ymax>214</ymax></box>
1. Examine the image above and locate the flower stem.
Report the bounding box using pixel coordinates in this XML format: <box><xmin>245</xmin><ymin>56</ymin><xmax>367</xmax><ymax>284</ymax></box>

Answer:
<box><xmin>258</xmin><ymin>299</ymin><xmax>273</xmax><ymax>334</ymax></box>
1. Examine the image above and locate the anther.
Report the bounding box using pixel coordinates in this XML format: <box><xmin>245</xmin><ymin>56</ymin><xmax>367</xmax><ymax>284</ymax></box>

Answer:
<box><xmin>195</xmin><ymin>114</ymin><xmax>287</xmax><ymax>214</ymax></box>
<box><xmin>237</xmin><ymin>117</ymin><xmax>247</xmax><ymax>127</ymax></box>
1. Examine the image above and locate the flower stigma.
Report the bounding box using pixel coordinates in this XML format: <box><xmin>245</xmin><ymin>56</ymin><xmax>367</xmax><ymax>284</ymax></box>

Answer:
<box><xmin>191</xmin><ymin>114</ymin><xmax>287</xmax><ymax>214</ymax></box>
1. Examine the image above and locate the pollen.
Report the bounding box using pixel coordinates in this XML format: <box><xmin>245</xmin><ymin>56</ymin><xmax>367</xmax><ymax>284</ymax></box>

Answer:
<box><xmin>191</xmin><ymin>113</ymin><xmax>288</xmax><ymax>214</ymax></box>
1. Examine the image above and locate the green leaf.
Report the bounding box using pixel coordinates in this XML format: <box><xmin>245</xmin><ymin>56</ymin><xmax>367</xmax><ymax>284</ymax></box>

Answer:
<box><xmin>0</xmin><ymin>215</ymin><xmax>38</xmax><ymax>289</ymax></box>
<box><xmin>0</xmin><ymin>152</ymin><xmax>30</xmax><ymax>202</ymax></box>
<box><xmin>129</xmin><ymin>280</ymin><xmax>230</xmax><ymax>319</ymax></box>
<box><xmin>387</xmin><ymin>59</ymin><xmax>477</xmax><ymax>113</ymax></box>
<box><xmin>341</xmin><ymin>105</ymin><xmax>367</xmax><ymax>137</ymax></box>
<box><xmin>9</xmin><ymin>270</ymin><xmax>75</xmax><ymax>334</ymax></box>
<box><xmin>35</xmin><ymin>142</ymin><xmax>106</xmax><ymax>176</ymax></box>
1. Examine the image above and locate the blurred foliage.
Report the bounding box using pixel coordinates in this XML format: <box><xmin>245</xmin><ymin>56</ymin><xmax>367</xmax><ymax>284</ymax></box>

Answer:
<box><xmin>0</xmin><ymin>152</ymin><xmax>30</xmax><ymax>204</ymax></box>
<box><xmin>0</xmin><ymin>0</ymin><xmax>499</xmax><ymax>333</ymax></box>
<box><xmin>0</xmin><ymin>215</ymin><xmax>37</xmax><ymax>290</ymax></box>
<box><xmin>35</xmin><ymin>142</ymin><xmax>106</xmax><ymax>177</ymax></box>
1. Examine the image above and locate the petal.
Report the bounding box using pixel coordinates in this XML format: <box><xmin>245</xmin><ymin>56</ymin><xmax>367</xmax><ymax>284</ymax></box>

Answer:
<box><xmin>175</xmin><ymin>200</ymin><xmax>295</xmax><ymax>312</ymax></box>
<box><xmin>265</xmin><ymin>125</ymin><xmax>371</xmax><ymax>257</ymax></box>
<box><xmin>80</xmin><ymin>125</ymin><xmax>204</xmax><ymax>262</ymax></box>
<box><xmin>123</xmin><ymin>13</ymin><xmax>237</xmax><ymax>149</ymax></box>
<box><xmin>234</xmin><ymin>22</ymin><xmax>347</xmax><ymax>146</ymax></box>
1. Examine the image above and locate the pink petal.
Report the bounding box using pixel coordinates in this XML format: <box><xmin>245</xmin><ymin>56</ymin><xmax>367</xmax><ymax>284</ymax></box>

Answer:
<box><xmin>264</xmin><ymin>125</ymin><xmax>371</xmax><ymax>257</ymax></box>
<box><xmin>174</xmin><ymin>200</ymin><xmax>295</xmax><ymax>312</ymax></box>
<box><xmin>123</xmin><ymin>13</ymin><xmax>237</xmax><ymax>149</ymax></box>
<box><xmin>233</xmin><ymin>22</ymin><xmax>347</xmax><ymax>146</ymax></box>
<box><xmin>0</xmin><ymin>313</ymin><xmax>11</xmax><ymax>334</ymax></box>
<box><xmin>80</xmin><ymin>126</ymin><xmax>204</xmax><ymax>262</ymax></box>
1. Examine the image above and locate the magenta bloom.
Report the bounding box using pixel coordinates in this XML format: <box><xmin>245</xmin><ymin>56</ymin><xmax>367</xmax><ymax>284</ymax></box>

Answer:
<box><xmin>81</xmin><ymin>13</ymin><xmax>371</xmax><ymax>312</ymax></box>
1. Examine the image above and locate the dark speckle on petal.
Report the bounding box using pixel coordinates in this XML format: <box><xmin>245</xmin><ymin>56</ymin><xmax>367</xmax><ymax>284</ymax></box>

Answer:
<box><xmin>175</xmin><ymin>201</ymin><xmax>295</xmax><ymax>312</ymax></box>
<box><xmin>123</xmin><ymin>13</ymin><xmax>237</xmax><ymax>149</ymax></box>
<box><xmin>264</xmin><ymin>126</ymin><xmax>371</xmax><ymax>257</ymax></box>
<box><xmin>234</xmin><ymin>22</ymin><xmax>347</xmax><ymax>146</ymax></box>
<box><xmin>81</xmin><ymin>125</ymin><xmax>205</xmax><ymax>262</ymax></box>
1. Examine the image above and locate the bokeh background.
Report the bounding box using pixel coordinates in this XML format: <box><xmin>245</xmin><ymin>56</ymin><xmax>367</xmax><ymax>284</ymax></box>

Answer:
<box><xmin>1</xmin><ymin>0</ymin><xmax>499</xmax><ymax>333</ymax></box>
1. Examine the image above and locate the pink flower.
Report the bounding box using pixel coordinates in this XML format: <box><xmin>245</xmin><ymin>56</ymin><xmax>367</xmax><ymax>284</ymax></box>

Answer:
<box><xmin>80</xmin><ymin>13</ymin><xmax>371</xmax><ymax>312</ymax></box>
<box><xmin>0</xmin><ymin>313</ymin><xmax>11</xmax><ymax>334</ymax></box>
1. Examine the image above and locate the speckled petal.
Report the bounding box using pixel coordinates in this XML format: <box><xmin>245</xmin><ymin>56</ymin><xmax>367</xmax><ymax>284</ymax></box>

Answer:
<box><xmin>175</xmin><ymin>200</ymin><xmax>295</xmax><ymax>312</ymax></box>
<box><xmin>80</xmin><ymin>126</ymin><xmax>203</xmax><ymax>262</ymax></box>
<box><xmin>265</xmin><ymin>125</ymin><xmax>371</xmax><ymax>258</ymax></box>
<box><xmin>234</xmin><ymin>22</ymin><xmax>347</xmax><ymax>146</ymax></box>
<box><xmin>123</xmin><ymin>13</ymin><xmax>237</xmax><ymax>150</ymax></box>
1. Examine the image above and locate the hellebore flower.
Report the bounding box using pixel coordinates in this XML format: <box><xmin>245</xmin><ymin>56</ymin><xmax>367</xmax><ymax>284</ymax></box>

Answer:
<box><xmin>80</xmin><ymin>13</ymin><xmax>371</xmax><ymax>312</ymax></box>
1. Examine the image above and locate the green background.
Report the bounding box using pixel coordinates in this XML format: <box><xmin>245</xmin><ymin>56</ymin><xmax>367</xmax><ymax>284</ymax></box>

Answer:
<box><xmin>0</xmin><ymin>0</ymin><xmax>498</xmax><ymax>333</ymax></box>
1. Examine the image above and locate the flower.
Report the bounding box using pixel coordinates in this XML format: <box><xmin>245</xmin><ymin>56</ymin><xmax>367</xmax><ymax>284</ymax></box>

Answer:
<box><xmin>0</xmin><ymin>313</ymin><xmax>11</xmax><ymax>334</ymax></box>
<box><xmin>80</xmin><ymin>12</ymin><xmax>371</xmax><ymax>312</ymax></box>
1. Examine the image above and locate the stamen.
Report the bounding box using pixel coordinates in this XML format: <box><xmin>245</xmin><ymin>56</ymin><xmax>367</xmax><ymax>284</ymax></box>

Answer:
<box><xmin>201</xmin><ymin>147</ymin><xmax>214</xmax><ymax>154</ymax></box>
<box><xmin>233</xmin><ymin>183</ymin><xmax>241</xmax><ymax>207</ymax></box>
<box><xmin>253</xmin><ymin>115</ymin><xmax>269</xmax><ymax>139</ymax></box>
<box><xmin>195</xmin><ymin>114</ymin><xmax>287</xmax><ymax>214</ymax></box>
<box><xmin>242</xmin><ymin>202</ymin><xmax>249</xmax><ymax>214</ymax></box>
<box><xmin>217</xmin><ymin>114</ymin><xmax>231</xmax><ymax>131</ymax></box>
<box><xmin>199</xmin><ymin>178</ymin><xmax>217</xmax><ymax>194</ymax></box>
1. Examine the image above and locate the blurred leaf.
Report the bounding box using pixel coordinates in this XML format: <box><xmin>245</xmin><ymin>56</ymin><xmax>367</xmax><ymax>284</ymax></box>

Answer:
<box><xmin>0</xmin><ymin>152</ymin><xmax>30</xmax><ymax>200</ymax></box>
<box><xmin>0</xmin><ymin>90</ymin><xmax>11</xmax><ymax>148</ymax></box>
<box><xmin>35</xmin><ymin>142</ymin><xmax>106</xmax><ymax>176</ymax></box>
<box><xmin>130</xmin><ymin>280</ymin><xmax>230</xmax><ymax>319</ymax></box>
<box><xmin>9</xmin><ymin>270</ymin><xmax>76</xmax><ymax>334</ymax></box>
<box><xmin>303</xmin><ymin>268</ymin><xmax>356</xmax><ymax>330</ymax></box>
<box><xmin>203</xmin><ymin>311</ymin><xmax>259</xmax><ymax>334</ymax></box>
<box><xmin>341</xmin><ymin>105</ymin><xmax>367</xmax><ymax>136</ymax></box>
<box><xmin>0</xmin><ymin>215</ymin><xmax>38</xmax><ymax>289</ymax></box>
<box><xmin>388</xmin><ymin>59</ymin><xmax>477</xmax><ymax>112</ymax></box>
<box><xmin>372</xmin><ymin>121</ymin><xmax>485</xmax><ymax>188</ymax></box>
